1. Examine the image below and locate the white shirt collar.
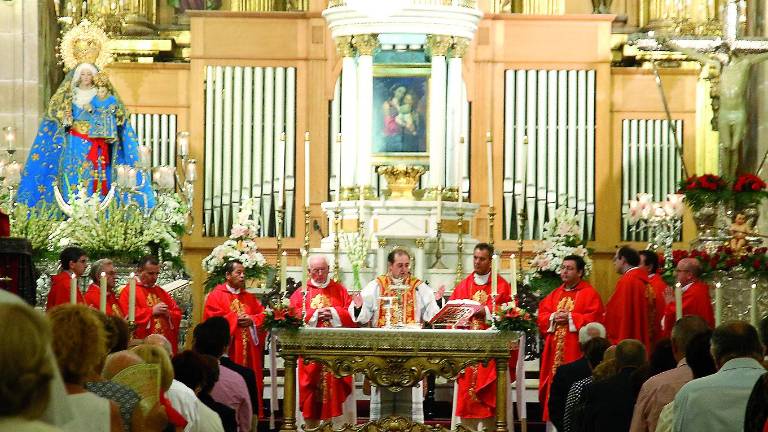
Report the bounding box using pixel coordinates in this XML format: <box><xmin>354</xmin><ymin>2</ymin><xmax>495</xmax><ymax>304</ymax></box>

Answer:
<box><xmin>473</xmin><ymin>272</ymin><xmax>490</xmax><ymax>285</ymax></box>
<box><xmin>681</xmin><ymin>282</ymin><xmax>693</xmax><ymax>293</ymax></box>
<box><xmin>226</xmin><ymin>284</ymin><xmax>240</xmax><ymax>294</ymax></box>
<box><xmin>310</xmin><ymin>277</ymin><xmax>330</xmax><ymax>289</ymax></box>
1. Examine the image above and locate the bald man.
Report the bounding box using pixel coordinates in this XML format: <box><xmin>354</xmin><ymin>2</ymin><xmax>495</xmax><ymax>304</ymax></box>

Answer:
<box><xmin>289</xmin><ymin>255</ymin><xmax>356</xmax><ymax>427</ymax></box>
<box><xmin>662</xmin><ymin>258</ymin><xmax>715</xmax><ymax>336</ymax></box>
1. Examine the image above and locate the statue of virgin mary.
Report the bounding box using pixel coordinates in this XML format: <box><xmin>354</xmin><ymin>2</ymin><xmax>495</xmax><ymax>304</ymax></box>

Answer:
<box><xmin>16</xmin><ymin>20</ymin><xmax>154</xmax><ymax>209</ymax></box>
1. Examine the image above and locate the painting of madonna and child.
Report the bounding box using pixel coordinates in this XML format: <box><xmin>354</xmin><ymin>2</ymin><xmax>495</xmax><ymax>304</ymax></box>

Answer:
<box><xmin>373</xmin><ymin>74</ymin><xmax>429</xmax><ymax>155</ymax></box>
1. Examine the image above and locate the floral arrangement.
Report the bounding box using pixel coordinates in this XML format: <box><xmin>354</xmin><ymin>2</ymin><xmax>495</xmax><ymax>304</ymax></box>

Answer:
<box><xmin>263</xmin><ymin>297</ymin><xmax>304</xmax><ymax>331</ymax></box>
<box><xmin>202</xmin><ymin>198</ymin><xmax>270</xmax><ymax>292</ymax></box>
<box><xmin>9</xmin><ymin>203</ymin><xmax>64</xmax><ymax>260</ymax></box>
<box><xmin>42</xmin><ymin>187</ymin><xmax>187</xmax><ymax>265</ymax></box>
<box><xmin>678</xmin><ymin>174</ymin><xmax>728</xmax><ymax>210</ymax></box>
<box><xmin>732</xmin><ymin>173</ymin><xmax>768</xmax><ymax>209</ymax></box>
<box><xmin>342</xmin><ymin>227</ymin><xmax>369</xmax><ymax>291</ymax></box>
<box><xmin>528</xmin><ymin>205</ymin><xmax>592</xmax><ymax>296</ymax></box>
<box><xmin>664</xmin><ymin>246</ymin><xmax>768</xmax><ymax>281</ymax></box>
<box><xmin>492</xmin><ymin>302</ymin><xmax>537</xmax><ymax>332</ymax></box>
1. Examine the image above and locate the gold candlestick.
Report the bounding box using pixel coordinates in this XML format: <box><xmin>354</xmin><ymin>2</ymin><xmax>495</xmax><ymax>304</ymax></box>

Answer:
<box><xmin>488</xmin><ymin>205</ymin><xmax>496</xmax><ymax>247</ymax></box>
<box><xmin>517</xmin><ymin>208</ymin><xmax>527</xmax><ymax>282</ymax></box>
<box><xmin>431</xmin><ymin>221</ymin><xmax>447</xmax><ymax>269</ymax></box>
<box><xmin>303</xmin><ymin>207</ymin><xmax>311</xmax><ymax>252</ymax></box>
<box><xmin>333</xmin><ymin>206</ymin><xmax>342</xmax><ymax>282</ymax></box>
<box><xmin>276</xmin><ymin>207</ymin><xmax>284</xmax><ymax>281</ymax></box>
<box><xmin>456</xmin><ymin>209</ymin><xmax>465</xmax><ymax>285</ymax></box>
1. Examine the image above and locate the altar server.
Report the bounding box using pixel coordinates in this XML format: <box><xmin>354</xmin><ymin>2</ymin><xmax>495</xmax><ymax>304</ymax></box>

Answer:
<box><xmin>118</xmin><ymin>255</ymin><xmax>182</xmax><ymax>353</ymax></box>
<box><xmin>537</xmin><ymin>254</ymin><xmax>604</xmax><ymax>422</ymax></box>
<box><xmin>448</xmin><ymin>242</ymin><xmax>514</xmax><ymax>431</ymax></box>
<box><xmin>289</xmin><ymin>255</ymin><xmax>356</xmax><ymax>427</ymax></box>
<box><xmin>202</xmin><ymin>259</ymin><xmax>266</xmax><ymax>416</ymax></box>
<box><xmin>350</xmin><ymin>248</ymin><xmax>444</xmax><ymax>421</ymax></box>
<box><xmin>47</xmin><ymin>246</ymin><xmax>88</xmax><ymax>309</ymax></box>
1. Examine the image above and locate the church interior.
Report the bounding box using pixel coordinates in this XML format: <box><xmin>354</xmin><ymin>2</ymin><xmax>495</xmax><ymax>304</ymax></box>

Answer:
<box><xmin>4</xmin><ymin>0</ymin><xmax>768</xmax><ymax>431</ymax></box>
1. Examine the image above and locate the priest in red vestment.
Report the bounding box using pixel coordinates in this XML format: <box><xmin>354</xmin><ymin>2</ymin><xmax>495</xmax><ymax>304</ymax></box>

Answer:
<box><xmin>537</xmin><ymin>254</ymin><xmax>604</xmax><ymax>422</ymax></box>
<box><xmin>202</xmin><ymin>259</ymin><xmax>266</xmax><ymax>416</ymax></box>
<box><xmin>118</xmin><ymin>255</ymin><xmax>182</xmax><ymax>352</ymax></box>
<box><xmin>448</xmin><ymin>243</ymin><xmax>514</xmax><ymax>431</ymax></box>
<box><xmin>662</xmin><ymin>258</ymin><xmax>715</xmax><ymax>335</ymax></box>
<box><xmin>640</xmin><ymin>250</ymin><xmax>672</xmax><ymax>311</ymax></box>
<box><xmin>84</xmin><ymin>259</ymin><xmax>123</xmax><ymax>317</ymax></box>
<box><xmin>604</xmin><ymin>246</ymin><xmax>665</xmax><ymax>352</ymax></box>
<box><xmin>289</xmin><ymin>255</ymin><xmax>356</xmax><ymax>427</ymax></box>
<box><xmin>46</xmin><ymin>246</ymin><xmax>88</xmax><ymax>309</ymax></box>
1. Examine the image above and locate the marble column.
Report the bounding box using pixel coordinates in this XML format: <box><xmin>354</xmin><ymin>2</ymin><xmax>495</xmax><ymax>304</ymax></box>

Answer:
<box><xmin>337</xmin><ymin>36</ymin><xmax>358</xmax><ymax>196</ymax></box>
<box><xmin>426</xmin><ymin>35</ymin><xmax>452</xmax><ymax>190</ymax></box>
<box><xmin>445</xmin><ymin>37</ymin><xmax>469</xmax><ymax>190</ymax></box>
<box><xmin>352</xmin><ymin>34</ymin><xmax>378</xmax><ymax>198</ymax></box>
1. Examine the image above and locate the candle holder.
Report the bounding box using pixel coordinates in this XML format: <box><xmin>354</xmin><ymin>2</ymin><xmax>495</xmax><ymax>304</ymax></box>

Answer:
<box><xmin>431</xmin><ymin>221</ymin><xmax>447</xmax><ymax>269</ymax></box>
<box><xmin>333</xmin><ymin>206</ymin><xmax>342</xmax><ymax>282</ymax></box>
<box><xmin>488</xmin><ymin>205</ymin><xmax>496</xmax><ymax>247</ymax></box>
<box><xmin>276</xmin><ymin>207</ymin><xmax>285</xmax><ymax>281</ymax></box>
<box><xmin>127</xmin><ymin>320</ymin><xmax>137</xmax><ymax>339</ymax></box>
<box><xmin>303</xmin><ymin>207</ymin><xmax>311</xmax><ymax>252</ymax></box>
<box><xmin>456</xmin><ymin>209</ymin><xmax>465</xmax><ymax>285</ymax></box>
<box><xmin>516</xmin><ymin>207</ymin><xmax>527</xmax><ymax>282</ymax></box>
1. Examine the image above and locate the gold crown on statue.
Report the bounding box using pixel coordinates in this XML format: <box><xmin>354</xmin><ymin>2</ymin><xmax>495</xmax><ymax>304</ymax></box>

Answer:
<box><xmin>59</xmin><ymin>19</ymin><xmax>112</xmax><ymax>71</ymax></box>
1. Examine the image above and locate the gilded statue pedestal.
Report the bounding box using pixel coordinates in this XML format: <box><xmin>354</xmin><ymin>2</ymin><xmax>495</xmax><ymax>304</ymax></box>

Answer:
<box><xmin>274</xmin><ymin>327</ymin><xmax>520</xmax><ymax>432</ymax></box>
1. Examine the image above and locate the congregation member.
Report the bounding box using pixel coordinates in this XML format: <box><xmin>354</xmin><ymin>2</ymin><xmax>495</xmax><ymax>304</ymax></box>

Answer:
<box><xmin>350</xmin><ymin>248</ymin><xmax>443</xmax><ymax>422</ymax></box>
<box><xmin>630</xmin><ymin>316</ymin><xmax>709</xmax><ymax>432</ymax></box>
<box><xmin>289</xmin><ymin>255</ymin><xmax>356</xmax><ymax>427</ymax></box>
<box><xmin>639</xmin><ymin>249</ymin><xmax>671</xmax><ymax>306</ymax></box>
<box><xmin>47</xmin><ymin>246</ymin><xmax>88</xmax><ymax>308</ymax></box>
<box><xmin>548</xmin><ymin>322</ymin><xmax>606</xmax><ymax>431</ymax></box>
<box><xmin>198</xmin><ymin>354</ymin><xmax>238</xmax><ymax>432</ymax></box>
<box><xmin>49</xmin><ymin>304</ymin><xmax>124</xmax><ymax>432</ymax></box>
<box><xmin>605</xmin><ymin>246</ymin><xmax>665</xmax><ymax>352</ymax></box>
<box><xmin>85</xmin><ymin>258</ymin><xmax>123</xmax><ymax>317</ymax></box>
<box><xmin>662</xmin><ymin>258</ymin><xmax>715</xmax><ymax>336</ymax></box>
<box><xmin>537</xmin><ymin>254</ymin><xmax>604</xmax><ymax>422</ymax></box>
<box><xmin>102</xmin><ymin>350</ymin><xmax>169</xmax><ymax>431</ymax></box>
<box><xmin>193</xmin><ymin>318</ymin><xmax>253</xmax><ymax>432</ymax></box>
<box><xmin>202</xmin><ymin>259</ymin><xmax>265</xmax><ymax>416</ymax></box>
<box><xmin>132</xmin><ymin>343</ymin><xmax>190</xmax><ymax>430</ymax></box>
<box><xmin>0</xmin><ymin>302</ymin><xmax>61</xmax><ymax>431</ymax></box>
<box><xmin>562</xmin><ymin>340</ymin><xmax>613</xmax><ymax>432</ymax></box>
<box><xmin>172</xmin><ymin>350</ymin><xmax>227</xmax><ymax>432</ymax></box>
<box><xmin>582</xmin><ymin>339</ymin><xmax>647</xmax><ymax>431</ymax></box>
<box><xmin>744</xmin><ymin>316</ymin><xmax>768</xmax><ymax>432</ymax></box>
<box><xmin>673</xmin><ymin>321</ymin><xmax>765</xmax><ymax>431</ymax></box>
<box><xmin>448</xmin><ymin>243</ymin><xmax>514</xmax><ymax>431</ymax></box>
<box><xmin>118</xmin><ymin>256</ymin><xmax>182</xmax><ymax>352</ymax></box>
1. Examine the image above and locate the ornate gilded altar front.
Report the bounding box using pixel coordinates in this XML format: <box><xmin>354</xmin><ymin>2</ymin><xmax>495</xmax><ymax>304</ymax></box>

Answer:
<box><xmin>274</xmin><ymin>327</ymin><xmax>520</xmax><ymax>432</ymax></box>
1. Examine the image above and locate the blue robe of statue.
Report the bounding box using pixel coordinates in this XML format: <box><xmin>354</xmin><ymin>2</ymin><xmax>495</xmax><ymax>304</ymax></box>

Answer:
<box><xmin>17</xmin><ymin>66</ymin><xmax>154</xmax><ymax>208</ymax></box>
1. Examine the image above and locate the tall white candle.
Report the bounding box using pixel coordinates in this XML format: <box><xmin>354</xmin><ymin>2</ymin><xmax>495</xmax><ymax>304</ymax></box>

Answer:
<box><xmin>99</xmin><ymin>271</ymin><xmax>107</xmax><ymax>313</ymax></box>
<box><xmin>510</xmin><ymin>254</ymin><xmax>518</xmax><ymax>299</ymax></box>
<box><xmin>457</xmin><ymin>137</ymin><xmax>464</xmax><ymax>206</ymax></box>
<box><xmin>304</xmin><ymin>132</ymin><xmax>310</xmax><ymax>208</ymax></box>
<box><xmin>280</xmin><ymin>251</ymin><xmax>288</xmax><ymax>294</ymax></box>
<box><xmin>491</xmin><ymin>253</ymin><xmax>498</xmax><ymax>297</ymax></box>
<box><xmin>521</xmin><ymin>136</ymin><xmax>529</xmax><ymax>189</ymax></box>
<box><xmin>751</xmin><ymin>283</ymin><xmax>758</xmax><ymax>326</ymax></box>
<box><xmin>128</xmin><ymin>273</ymin><xmax>136</xmax><ymax>322</ymax></box>
<box><xmin>715</xmin><ymin>282</ymin><xmax>722</xmax><ymax>326</ymax></box>
<box><xmin>486</xmin><ymin>132</ymin><xmax>494</xmax><ymax>207</ymax></box>
<box><xmin>674</xmin><ymin>282</ymin><xmax>683</xmax><ymax>320</ymax></box>
<box><xmin>70</xmin><ymin>273</ymin><xmax>77</xmax><ymax>304</ymax></box>
<box><xmin>335</xmin><ymin>134</ymin><xmax>342</xmax><ymax>202</ymax></box>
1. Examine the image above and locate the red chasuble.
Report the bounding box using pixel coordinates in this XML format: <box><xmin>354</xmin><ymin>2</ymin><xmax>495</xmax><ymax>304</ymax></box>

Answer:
<box><xmin>289</xmin><ymin>279</ymin><xmax>356</xmax><ymax>420</ymax></box>
<box><xmin>604</xmin><ymin>268</ymin><xmax>665</xmax><ymax>352</ymax></box>
<box><xmin>203</xmin><ymin>284</ymin><xmax>266</xmax><ymax>416</ymax></box>
<box><xmin>375</xmin><ymin>275</ymin><xmax>422</xmax><ymax>327</ymax></box>
<box><xmin>46</xmin><ymin>271</ymin><xmax>86</xmax><ymax>309</ymax></box>
<box><xmin>449</xmin><ymin>272</ymin><xmax>516</xmax><ymax>419</ymax></box>
<box><xmin>84</xmin><ymin>283</ymin><xmax>124</xmax><ymax>317</ymax></box>
<box><xmin>662</xmin><ymin>280</ymin><xmax>715</xmax><ymax>336</ymax></box>
<box><xmin>537</xmin><ymin>280</ymin><xmax>604</xmax><ymax>421</ymax></box>
<box><xmin>118</xmin><ymin>280</ymin><xmax>182</xmax><ymax>352</ymax></box>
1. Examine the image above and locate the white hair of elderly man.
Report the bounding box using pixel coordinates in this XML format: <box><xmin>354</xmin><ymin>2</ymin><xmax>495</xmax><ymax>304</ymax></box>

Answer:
<box><xmin>578</xmin><ymin>322</ymin><xmax>607</xmax><ymax>344</ymax></box>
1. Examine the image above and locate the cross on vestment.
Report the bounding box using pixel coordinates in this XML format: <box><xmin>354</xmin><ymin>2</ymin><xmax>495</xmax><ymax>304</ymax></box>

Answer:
<box><xmin>634</xmin><ymin>0</ymin><xmax>768</xmax><ymax>178</ymax></box>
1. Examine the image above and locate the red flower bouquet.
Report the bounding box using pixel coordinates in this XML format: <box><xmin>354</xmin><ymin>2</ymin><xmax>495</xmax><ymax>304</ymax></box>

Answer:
<box><xmin>492</xmin><ymin>302</ymin><xmax>537</xmax><ymax>332</ymax></box>
<box><xmin>677</xmin><ymin>174</ymin><xmax>728</xmax><ymax>210</ymax></box>
<box><xmin>263</xmin><ymin>298</ymin><xmax>303</xmax><ymax>331</ymax></box>
<box><xmin>732</xmin><ymin>173</ymin><xmax>768</xmax><ymax>209</ymax></box>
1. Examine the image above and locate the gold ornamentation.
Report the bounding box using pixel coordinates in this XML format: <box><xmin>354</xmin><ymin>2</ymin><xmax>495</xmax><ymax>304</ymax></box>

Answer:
<box><xmin>335</xmin><ymin>36</ymin><xmax>355</xmax><ymax>57</ymax></box>
<box><xmin>352</xmin><ymin>34</ymin><xmax>379</xmax><ymax>56</ymax></box>
<box><xmin>426</xmin><ymin>35</ymin><xmax>453</xmax><ymax>57</ymax></box>
<box><xmin>472</xmin><ymin>290</ymin><xmax>489</xmax><ymax>304</ymax></box>
<box><xmin>310</xmin><ymin>293</ymin><xmax>331</xmax><ymax>309</ymax></box>
<box><xmin>451</xmin><ymin>37</ymin><xmax>470</xmax><ymax>58</ymax></box>
<box><xmin>376</xmin><ymin>166</ymin><xmax>426</xmax><ymax>201</ymax></box>
<box><xmin>305</xmin><ymin>415</ymin><xmax>475</xmax><ymax>432</ymax></box>
<box><xmin>60</xmin><ymin>19</ymin><xmax>112</xmax><ymax>71</ymax></box>
<box><xmin>552</xmin><ymin>296</ymin><xmax>575</xmax><ymax>374</ymax></box>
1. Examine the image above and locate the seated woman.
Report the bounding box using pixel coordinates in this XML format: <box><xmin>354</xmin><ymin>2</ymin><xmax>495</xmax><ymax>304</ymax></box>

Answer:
<box><xmin>0</xmin><ymin>303</ymin><xmax>59</xmax><ymax>431</ymax></box>
<box><xmin>49</xmin><ymin>304</ymin><xmax>124</xmax><ymax>432</ymax></box>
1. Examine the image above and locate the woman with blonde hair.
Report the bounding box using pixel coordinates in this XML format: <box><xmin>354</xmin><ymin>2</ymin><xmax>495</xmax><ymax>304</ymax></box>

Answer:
<box><xmin>49</xmin><ymin>304</ymin><xmax>124</xmax><ymax>432</ymax></box>
<box><xmin>132</xmin><ymin>344</ymin><xmax>188</xmax><ymax>431</ymax></box>
<box><xmin>0</xmin><ymin>303</ymin><xmax>59</xmax><ymax>431</ymax></box>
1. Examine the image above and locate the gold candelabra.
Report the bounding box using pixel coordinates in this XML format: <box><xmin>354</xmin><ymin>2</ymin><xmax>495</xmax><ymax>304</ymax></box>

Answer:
<box><xmin>303</xmin><ymin>207</ymin><xmax>311</xmax><ymax>252</ymax></box>
<box><xmin>456</xmin><ymin>209</ymin><xmax>465</xmax><ymax>285</ymax></box>
<box><xmin>488</xmin><ymin>205</ymin><xmax>496</xmax><ymax>247</ymax></box>
<box><xmin>276</xmin><ymin>207</ymin><xmax>284</xmax><ymax>281</ymax></box>
<box><xmin>333</xmin><ymin>207</ymin><xmax>342</xmax><ymax>281</ymax></box>
<box><xmin>431</xmin><ymin>221</ymin><xmax>447</xmax><ymax>269</ymax></box>
<box><xmin>517</xmin><ymin>208</ymin><xmax>527</xmax><ymax>282</ymax></box>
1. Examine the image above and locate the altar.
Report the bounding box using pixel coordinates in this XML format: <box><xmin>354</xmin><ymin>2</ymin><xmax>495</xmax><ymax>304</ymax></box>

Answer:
<box><xmin>274</xmin><ymin>327</ymin><xmax>521</xmax><ymax>432</ymax></box>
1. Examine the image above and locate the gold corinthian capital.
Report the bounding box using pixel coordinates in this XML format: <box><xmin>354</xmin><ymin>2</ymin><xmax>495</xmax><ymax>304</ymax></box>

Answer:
<box><xmin>335</xmin><ymin>36</ymin><xmax>355</xmax><ymax>57</ymax></box>
<box><xmin>451</xmin><ymin>37</ymin><xmax>471</xmax><ymax>58</ymax></box>
<box><xmin>351</xmin><ymin>34</ymin><xmax>379</xmax><ymax>56</ymax></box>
<box><xmin>426</xmin><ymin>35</ymin><xmax>454</xmax><ymax>57</ymax></box>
